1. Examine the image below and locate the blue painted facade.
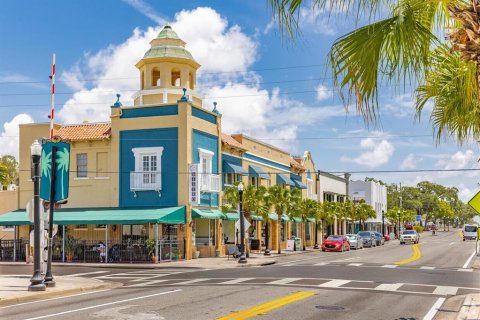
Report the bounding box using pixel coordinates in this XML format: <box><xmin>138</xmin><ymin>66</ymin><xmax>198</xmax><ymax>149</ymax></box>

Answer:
<box><xmin>119</xmin><ymin>128</ymin><xmax>178</xmax><ymax>207</ymax></box>
<box><xmin>121</xmin><ymin>105</ymin><xmax>178</xmax><ymax>118</ymax></box>
<box><xmin>192</xmin><ymin>107</ymin><xmax>217</xmax><ymax>124</ymax></box>
<box><xmin>221</xmin><ymin>153</ymin><xmax>244</xmax><ymax>190</ymax></box>
<box><xmin>243</xmin><ymin>153</ymin><xmax>291</xmax><ymax>172</ymax></box>
<box><xmin>192</xmin><ymin>129</ymin><xmax>219</xmax><ymax>207</ymax></box>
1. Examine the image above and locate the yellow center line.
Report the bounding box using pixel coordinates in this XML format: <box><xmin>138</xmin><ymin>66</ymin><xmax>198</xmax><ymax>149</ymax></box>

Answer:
<box><xmin>217</xmin><ymin>291</ymin><xmax>316</xmax><ymax>320</ymax></box>
<box><xmin>395</xmin><ymin>243</ymin><xmax>422</xmax><ymax>265</ymax></box>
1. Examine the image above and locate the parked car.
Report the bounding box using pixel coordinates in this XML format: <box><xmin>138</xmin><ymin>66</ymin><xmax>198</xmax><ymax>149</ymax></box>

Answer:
<box><xmin>346</xmin><ymin>234</ymin><xmax>363</xmax><ymax>250</ymax></box>
<box><xmin>462</xmin><ymin>224</ymin><xmax>478</xmax><ymax>240</ymax></box>
<box><xmin>322</xmin><ymin>235</ymin><xmax>350</xmax><ymax>252</ymax></box>
<box><xmin>357</xmin><ymin>231</ymin><xmax>376</xmax><ymax>248</ymax></box>
<box><xmin>373</xmin><ymin>232</ymin><xmax>385</xmax><ymax>246</ymax></box>
<box><xmin>384</xmin><ymin>234</ymin><xmax>390</xmax><ymax>241</ymax></box>
<box><xmin>400</xmin><ymin>230</ymin><xmax>420</xmax><ymax>244</ymax></box>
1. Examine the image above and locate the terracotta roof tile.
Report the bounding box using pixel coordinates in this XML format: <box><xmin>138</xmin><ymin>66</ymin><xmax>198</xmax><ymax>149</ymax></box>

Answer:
<box><xmin>221</xmin><ymin>133</ymin><xmax>248</xmax><ymax>151</ymax></box>
<box><xmin>290</xmin><ymin>157</ymin><xmax>305</xmax><ymax>170</ymax></box>
<box><xmin>56</xmin><ymin>123</ymin><xmax>111</xmax><ymax>141</ymax></box>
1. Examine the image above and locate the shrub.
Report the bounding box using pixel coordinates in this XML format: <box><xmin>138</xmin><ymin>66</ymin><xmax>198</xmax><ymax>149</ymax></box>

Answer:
<box><xmin>414</xmin><ymin>225</ymin><xmax>424</xmax><ymax>233</ymax></box>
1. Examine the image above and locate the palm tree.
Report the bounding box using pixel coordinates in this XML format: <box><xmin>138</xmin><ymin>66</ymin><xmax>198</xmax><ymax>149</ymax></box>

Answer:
<box><xmin>267</xmin><ymin>0</ymin><xmax>480</xmax><ymax>144</ymax></box>
<box><xmin>323</xmin><ymin>201</ymin><xmax>340</xmax><ymax>234</ymax></box>
<box><xmin>268</xmin><ymin>185</ymin><xmax>291</xmax><ymax>254</ymax></box>
<box><xmin>55</xmin><ymin>148</ymin><xmax>70</xmax><ymax>200</ymax></box>
<box><xmin>253</xmin><ymin>186</ymin><xmax>273</xmax><ymax>255</ymax></box>
<box><xmin>317</xmin><ymin>201</ymin><xmax>336</xmax><ymax>242</ymax></box>
<box><xmin>312</xmin><ymin>201</ymin><xmax>323</xmax><ymax>248</ymax></box>
<box><xmin>357</xmin><ymin>203</ymin><xmax>377</xmax><ymax>231</ymax></box>
<box><xmin>343</xmin><ymin>200</ymin><xmax>357</xmax><ymax>234</ymax></box>
<box><xmin>221</xmin><ymin>182</ymin><xmax>240</xmax><ymax>214</ymax></box>
<box><xmin>296</xmin><ymin>198</ymin><xmax>317</xmax><ymax>250</ymax></box>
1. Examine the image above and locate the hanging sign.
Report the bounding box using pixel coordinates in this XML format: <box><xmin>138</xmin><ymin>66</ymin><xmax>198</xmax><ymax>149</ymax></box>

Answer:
<box><xmin>189</xmin><ymin>164</ymin><xmax>200</xmax><ymax>205</ymax></box>
<box><xmin>40</xmin><ymin>141</ymin><xmax>71</xmax><ymax>202</ymax></box>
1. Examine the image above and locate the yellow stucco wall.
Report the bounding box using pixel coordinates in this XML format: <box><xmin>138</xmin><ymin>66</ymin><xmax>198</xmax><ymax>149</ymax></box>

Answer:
<box><xmin>0</xmin><ymin>190</ymin><xmax>19</xmax><ymax>240</ymax></box>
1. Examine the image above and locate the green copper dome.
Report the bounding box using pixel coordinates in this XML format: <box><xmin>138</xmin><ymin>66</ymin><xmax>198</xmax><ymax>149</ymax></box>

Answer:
<box><xmin>143</xmin><ymin>46</ymin><xmax>195</xmax><ymax>60</ymax></box>
<box><xmin>155</xmin><ymin>25</ymin><xmax>181</xmax><ymax>40</ymax></box>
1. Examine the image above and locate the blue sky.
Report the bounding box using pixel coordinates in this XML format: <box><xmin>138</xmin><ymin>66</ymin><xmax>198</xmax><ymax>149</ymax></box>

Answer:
<box><xmin>1</xmin><ymin>0</ymin><xmax>479</xmax><ymax>203</ymax></box>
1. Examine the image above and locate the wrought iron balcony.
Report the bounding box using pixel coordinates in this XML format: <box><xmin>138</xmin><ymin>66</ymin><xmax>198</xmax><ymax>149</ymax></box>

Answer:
<box><xmin>130</xmin><ymin>171</ymin><xmax>162</xmax><ymax>191</ymax></box>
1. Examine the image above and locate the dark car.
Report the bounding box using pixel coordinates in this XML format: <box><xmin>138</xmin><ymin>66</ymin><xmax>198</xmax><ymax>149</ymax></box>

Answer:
<box><xmin>373</xmin><ymin>232</ymin><xmax>385</xmax><ymax>246</ymax></box>
<box><xmin>357</xmin><ymin>231</ymin><xmax>376</xmax><ymax>248</ymax></box>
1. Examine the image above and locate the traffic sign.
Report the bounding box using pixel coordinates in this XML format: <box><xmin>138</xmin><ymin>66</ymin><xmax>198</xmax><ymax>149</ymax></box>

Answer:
<box><xmin>40</xmin><ymin>141</ymin><xmax>70</xmax><ymax>202</ymax></box>
<box><xmin>235</xmin><ymin>216</ymin><xmax>251</xmax><ymax>231</ymax></box>
<box><xmin>416</xmin><ymin>215</ymin><xmax>421</xmax><ymax>222</ymax></box>
<box><xmin>468</xmin><ymin>190</ymin><xmax>480</xmax><ymax>213</ymax></box>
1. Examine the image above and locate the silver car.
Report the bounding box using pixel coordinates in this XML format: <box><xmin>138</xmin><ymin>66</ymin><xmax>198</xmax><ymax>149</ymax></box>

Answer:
<box><xmin>346</xmin><ymin>234</ymin><xmax>364</xmax><ymax>249</ymax></box>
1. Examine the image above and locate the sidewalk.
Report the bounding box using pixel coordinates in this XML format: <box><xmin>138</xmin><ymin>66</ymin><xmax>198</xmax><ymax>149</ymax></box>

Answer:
<box><xmin>0</xmin><ymin>249</ymin><xmax>313</xmax><ymax>305</ymax></box>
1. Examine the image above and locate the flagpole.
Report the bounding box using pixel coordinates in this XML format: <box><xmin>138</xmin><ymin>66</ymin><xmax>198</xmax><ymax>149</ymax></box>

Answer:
<box><xmin>49</xmin><ymin>54</ymin><xmax>55</xmax><ymax>138</ymax></box>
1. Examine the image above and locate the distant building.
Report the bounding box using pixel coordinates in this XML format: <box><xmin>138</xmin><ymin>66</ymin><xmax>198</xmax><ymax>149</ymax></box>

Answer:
<box><xmin>349</xmin><ymin>180</ymin><xmax>387</xmax><ymax>232</ymax></box>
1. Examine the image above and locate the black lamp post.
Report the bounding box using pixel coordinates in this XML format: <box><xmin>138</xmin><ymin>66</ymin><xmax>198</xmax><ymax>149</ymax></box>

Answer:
<box><xmin>382</xmin><ymin>210</ymin><xmax>385</xmax><ymax>236</ymax></box>
<box><xmin>28</xmin><ymin>139</ymin><xmax>46</xmax><ymax>291</ymax></box>
<box><xmin>314</xmin><ymin>219</ymin><xmax>319</xmax><ymax>249</ymax></box>
<box><xmin>237</xmin><ymin>182</ymin><xmax>247</xmax><ymax>263</ymax></box>
<box><xmin>397</xmin><ymin>209</ymin><xmax>401</xmax><ymax>240</ymax></box>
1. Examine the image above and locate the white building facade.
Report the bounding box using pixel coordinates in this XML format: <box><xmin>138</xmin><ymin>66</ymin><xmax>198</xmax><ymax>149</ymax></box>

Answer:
<box><xmin>349</xmin><ymin>180</ymin><xmax>387</xmax><ymax>232</ymax></box>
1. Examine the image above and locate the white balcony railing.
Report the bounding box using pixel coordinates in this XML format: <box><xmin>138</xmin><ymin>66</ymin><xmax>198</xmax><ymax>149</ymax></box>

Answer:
<box><xmin>130</xmin><ymin>171</ymin><xmax>162</xmax><ymax>191</ymax></box>
<box><xmin>308</xmin><ymin>193</ymin><xmax>318</xmax><ymax>200</ymax></box>
<box><xmin>199</xmin><ymin>173</ymin><xmax>220</xmax><ymax>192</ymax></box>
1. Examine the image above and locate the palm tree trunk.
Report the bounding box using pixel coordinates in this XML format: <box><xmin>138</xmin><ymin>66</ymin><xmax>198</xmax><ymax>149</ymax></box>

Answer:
<box><xmin>277</xmin><ymin>213</ymin><xmax>282</xmax><ymax>254</ymax></box>
<box><xmin>302</xmin><ymin>221</ymin><xmax>305</xmax><ymax>251</ymax></box>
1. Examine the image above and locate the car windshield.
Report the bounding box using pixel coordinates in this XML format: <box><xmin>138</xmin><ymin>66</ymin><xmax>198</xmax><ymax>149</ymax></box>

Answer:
<box><xmin>464</xmin><ymin>226</ymin><xmax>477</xmax><ymax>232</ymax></box>
<box><xmin>327</xmin><ymin>236</ymin><xmax>343</xmax><ymax>240</ymax></box>
<box><xmin>358</xmin><ymin>232</ymin><xmax>370</xmax><ymax>236</ymax></box>
<box><xmin>403</xmin><ymin>230</ymin><xmax>415</xmax><ymax>235</ymax></box>
<box><xmin>347</xmin><ymin>235</ymin><xmax>356</xmax><ymax>240</ymax></box>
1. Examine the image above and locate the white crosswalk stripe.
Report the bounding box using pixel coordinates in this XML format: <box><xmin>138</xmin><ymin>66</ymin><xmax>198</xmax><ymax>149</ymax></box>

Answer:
<box><xmin>420</xmin><ymin>266</ymin><xmax>436</xmax><ymax>270</ymax></box>
<box><xmin>319</xmin><ymin>280</ymin><xmax>350</xmax><ymax>288</ymax></box>
<box><xmin>176</xmin><ymin>278</ymin><xmax>211</xmax><ymax>285</ymax></box>
<box><xmin>348</xmin><ymin>263</ymin><xmax>363</xmax><ymax>267</ymax></box>
<box><xmin>433</xmin><ymin>286</ymin><xmax>458</xmax><ymax>295</ymax></box>
<box><xmin>314</xmin><ymin>262</ymin><xmax>329</xmax><ymax>266</ymax></box>
<box><xmin>219</xmin><ymin>278</ymin><xmax>255</xmax><ymax>284</ymax></box>
<box><xmin>268</xmin><ymin>278</ymin><xmax>302</xmax><ymax>285</ymax></box>
<box><xmin>381</xmin><ymin>265</ymin><xmax>398</xmax><ymax>268</ymax></box>
<box><xmin>375</xmin><ymin>283</ymin><xmax>403</xmax><ymax>291</ymax></box>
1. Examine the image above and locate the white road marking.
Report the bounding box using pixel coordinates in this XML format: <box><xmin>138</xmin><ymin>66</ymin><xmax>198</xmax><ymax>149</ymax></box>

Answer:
<box><xmin>175</xmin><ymin>278</ymin><xmax>211</xmax><ymax>285</ymax></box>
<box><xmin>457</xmin><ymin>268</ymin><xmax>473</xmax><ymax>272</ymax></box>
<box><xmin>420</xmin><ymin>266</ymin><xmax>436</xmax><ymax>270</ymax></box>
<box><xmin>348</xmin><ymin>263</ymin><xmax>363</xmax><ymax>267</ymax></box>
<box><xmin>219</xmin><ymin>278</ymin><xmax>255</xmax><ymax>284</ymax></box>
<box><xmin>23</xmin><ymin>289</ymin><xmax>182</xmax><ymax>320</ymax></box>
<box><xmin>0</xmin><ymin>289</ymin><xmax>112</xmax><ymax>310</ymax></box>
<box><xmin>125</xmin><ymin>279</ymin><xmax>170</xmax><ymax>287</ymax></box>
<box><xmin>381</xmin><ymin>265</ymin><xmax>398</xmax><ymax>268</ymax></box>
<box><xmin>319</xmin><ymin>279</ymin><xmax>351</xmax><ymax>288</ymax></box>
<box><xmin>449</xmin><ymin>242</ymin><xmax>455</xmax><ymax>245</ymax></box>
<box><xmin>375</xmin><ymin>283</ymin><xmax>403</xmax><ymax>291</ymax></box>
<box><xmin>462</xmin><ymin>251</ymin><xmax>476</xmax><ymax>269</ymax></box>
<box><xmin>433</xmin><ymin>286</ymin><xmax>458</xmax><ymax>296</ymax></box>
<box><xmin>423</xmin><ymin>297</ymin><xmax>445</xmax><ymax>320</ymax></box>
<box><xmin>332</xmin><ymin>257</ymin><xmax>355</xmax><ymax>262</ymax></box>
<box><xmin>314</xmin><ymin>262</ymin><xmax>329</xmax><ymax>266</ymax></box>
<box><xmin>68</xmin><ymin>271</ymin><xmax>109</xmax><ymax>277</ymax></box>
<box><xmin>268</xmin><ymin>278</ymin><xmax>302</xmax><ymax>285</ymax></box>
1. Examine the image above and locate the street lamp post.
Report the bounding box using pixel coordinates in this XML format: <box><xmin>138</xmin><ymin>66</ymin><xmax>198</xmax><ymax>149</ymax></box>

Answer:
<box><xmin>382</xmin><ymin>210</ymin><xmax>385</xmax><ymax>236</ymax></box>
<box><xmin>264</xmin><ymin>192</ymin><xmax>271</xmax><ymax>256</ymax></box>
<box><xmin>397</xmin><ymin>209</ymin><xmax>401</xmax><ymax>240</ymax></box>
<box><xmin>28</xmin><ymin>140</ymin><xmax>46</xmax><ymax>291</ymax></box>
<box><xmin>237</xmin><ymin>182</ymin><xmax>247</xmax><ymax>263</ymax></box>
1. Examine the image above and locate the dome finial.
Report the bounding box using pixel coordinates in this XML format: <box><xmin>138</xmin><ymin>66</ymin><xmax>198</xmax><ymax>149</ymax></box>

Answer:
<box><xmin>112</xmin><ymin>93</ymin><xmax>122</xmax><ymax>108</ymax></box>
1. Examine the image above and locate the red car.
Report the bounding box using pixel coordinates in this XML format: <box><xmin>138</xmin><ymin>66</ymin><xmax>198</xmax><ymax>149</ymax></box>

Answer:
<box><xmin>322</xmin><ymin>235</ymin><xmax>350</xmax><ymax>252</ymax></box>
<box><xmin>384</xmin><ymin>234</ymin><xmax>390</xmax><ymax>241</ymax></box>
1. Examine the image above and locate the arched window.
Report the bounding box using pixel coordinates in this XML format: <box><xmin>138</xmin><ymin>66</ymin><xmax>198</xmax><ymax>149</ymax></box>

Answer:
<box><xmin>189</xmin><ymin>72</ymin><xmax>194</xmax><ymax>90</ymax></box>
<box><xmin>152</xmin><ymin>68</ymin><xmax>160</xmax><ymax>87</ymax></box>
<box><xmin>171</xmin><ymin>68</ymin><xmax>180</xmax><ymax>87</ymax></box>
<box><xmin>141</xmin><ymin>71</ymin><xmax>145</xmax><ymax>89</ymax></box>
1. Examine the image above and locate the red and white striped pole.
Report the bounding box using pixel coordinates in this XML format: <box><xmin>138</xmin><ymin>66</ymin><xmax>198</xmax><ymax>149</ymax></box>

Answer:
<box><xmin>49</xmin><ymin>54</ymin><xmax>55</xmax><ymax>139</ymax></box>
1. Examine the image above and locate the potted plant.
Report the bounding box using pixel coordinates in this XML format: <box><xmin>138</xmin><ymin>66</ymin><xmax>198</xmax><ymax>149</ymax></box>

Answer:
<box><xmin>145</xmin><ymin>238</ymin><xmax>157</xmax><ymax>263</ymax></box>
<box><xmin>64</xmin><ymin>235</ymin><xmax>76</xmax><ymax>262</ymax></box>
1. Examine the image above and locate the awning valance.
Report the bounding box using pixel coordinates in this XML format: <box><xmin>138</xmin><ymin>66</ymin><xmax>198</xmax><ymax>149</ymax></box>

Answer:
<box><xmin>0</xmin><ymin>206</ymin><xmax>186</xmax><ymax>226</ymax></box>
<box><xmin>291</xmin><ymin>174</ymin><xmax>307</xmax><ymax>189</ymax></box>
<box><xmin>277</xmin><ymin>174</ymin><xmax>295</xmax><ymax>187</ymax></box>
<box><xmin>223</xmin><ymin>212</ymin><xmax>239</xmax><ymax>221</ymax></box>
<box><xmin>307</xmin><ymin>217</ymin><xmax>316</xmax><ymax>223</ymax></box>
<box><xmin>223</xmin><ymin>161</ymin><xmax>247</xmax><ymax>175</ymax></box>
<box><xmin>192</xmin><ymin>208</ymin><xmax>224</xmax><ymax>219</ymax></box>
<box><xmin>251</xmin><ymin>214</ymin><xmax>263</xmax><ymax>221</ymax></box>
<box><xmin>292</xmin><ymin>217</ymin><xmax>302</xmax><ymax>223</ymax></box>
<box><xmin>249</xmin><ymin>165</ymin><xmax>270</xmax><ymax>180</ymax></box>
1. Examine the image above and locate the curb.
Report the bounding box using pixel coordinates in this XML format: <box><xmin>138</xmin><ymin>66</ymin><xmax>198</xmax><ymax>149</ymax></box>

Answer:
<box><xmin>0</xmin><ymin>279</ymin><xmax>121</xmax><ymax>306</ymax></box>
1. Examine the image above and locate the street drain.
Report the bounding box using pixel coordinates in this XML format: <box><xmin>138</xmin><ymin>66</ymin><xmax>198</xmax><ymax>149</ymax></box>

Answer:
<box><xmin>315</xmin><ymin>305</ymin><xmax>345</xmax><ymax>311</ymax></box>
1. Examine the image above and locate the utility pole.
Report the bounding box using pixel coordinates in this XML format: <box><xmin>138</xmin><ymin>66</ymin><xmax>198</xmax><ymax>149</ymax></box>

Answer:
<box><xmin>398</xmin><ymin>182</ymin><xmax>402</xmax><ymax>239</ymax></box>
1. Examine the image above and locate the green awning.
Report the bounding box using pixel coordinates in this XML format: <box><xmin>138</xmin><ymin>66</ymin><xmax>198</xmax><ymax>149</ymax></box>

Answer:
<box><xmin>292</xmin><ymin>217</ymin><xmax>302</xmax><ymax>223</ymax></box>
<box><xmin>277</xmin><ymin>174</ymin><xmax>295</xmax><ymax>186</ymax></box>
<box><xmin>192</xmin><ymin>208</ymin><xmax>225</xmax><ymax>219</ymax></box>
<box><xmin>223</xmin><ymin>212</ymin><xmax>239</xmax><ymax>221</ymax></box>
<box><xmin>223</xmin><ymin>161</ymin><xmax>247</xmax><ymax>175</ymax></box>
<box><xmin>307</xmin><ymin>217</ymin><xmax>316</xmax><ymax>223</ymax></box>
<box><xmin>269</xmin><ymin>213</ymin><xmax>278</xmax><ymax>221</ymax></box>
<box><xmin>281</xmin><ymin>213</ymin><xmax>290</xmax><ymax>221</ymax></box>
<box><xmin>251</xmin><ymin>214</ymin><xmax>263</xmax><ymax>221</ymax></box>
<box><xmin>249</xmin><ymin>165</ymin><xmax>270</xmax><ymax>180</ymax></box>
<box><xmin>0</xmin><ymin>206</ymin><xmax>186</xmax><ymax>226</ymax></box>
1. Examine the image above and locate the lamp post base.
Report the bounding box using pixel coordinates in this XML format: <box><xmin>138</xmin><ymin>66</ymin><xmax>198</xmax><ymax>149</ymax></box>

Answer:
<box><xmin>238</xmin><ymin>254</ymin><xmax>247</xmax><ymax>263</ymax></box>
<box><xmin>44</xmin><ymin>274</ymin><xmax>56</xmax><ymax>287</ymax></box>
<box><xmin>28</xmin><ymin>272</ymin><xmax>46</xmax><ymax>291</ymax></box>
<box><xmin>264</xmin><ymin>249</ymin><xmax>271</xmax><ymax>256</ymax></box>
<box><xmin>313</xmin><ymin>243</ymin><xmax>319</xmax><ymax>249</ymax></box>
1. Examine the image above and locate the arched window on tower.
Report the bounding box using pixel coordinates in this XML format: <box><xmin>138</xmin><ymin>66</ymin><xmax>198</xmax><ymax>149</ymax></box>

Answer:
<box><xmin>152</xmin><ymin>68</ymin><xmax>160</xmax><ymax>87</ymax></box>
<box><xmin>141</xmin><ymin>71</ymin><xmax>145</xmax><ymax>89</ymax></box>
<box><xmin>171</xmin><ymin>68</ymin><xmax>180</xmax><ymax>87</ymax></box>
<box><xmin>189</xmin><ymin>72</ymin><xmax>194</xmax><ymax>90</ymax></box>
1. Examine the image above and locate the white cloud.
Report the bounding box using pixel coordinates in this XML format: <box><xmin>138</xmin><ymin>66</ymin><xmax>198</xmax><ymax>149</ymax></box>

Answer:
<box><xmin>0</xmin><ymin>114</ymin><xmax>34</xmax><ymax>159</ymax></box>
<box><xmin>400</xmin><ymin>153</ymin><xmax>418</xmax><ymax>170</ymax></box>
<box><xmin>340</xmin><ymin>138</ymin><xmax>395</xmax><ymax>167</ymax></box>
<box><xmin>457</xmin><ymin>184</ymin><xmax>476</xmax><ymax>203</ymax></box>
<box><xmin>316</xmin><ymin>84</ymin><xmax>331</xmax><ymax>101</ymax></box>
<box><xmin>383</xmin><ymin>94</ymin><xmax>415</xmax><ymax>119</ymax></box>
<box><xmin>122</xmin><ymin>0</ymin><xmax>167</xmax><ymax>24</ymax></box>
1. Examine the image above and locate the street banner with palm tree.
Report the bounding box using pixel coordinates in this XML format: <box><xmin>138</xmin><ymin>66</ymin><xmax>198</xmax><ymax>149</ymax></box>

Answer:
<box><xmin>40</xmin><ymin>141</ymin><xmax>71</xmax><ymax>202</ymax></box>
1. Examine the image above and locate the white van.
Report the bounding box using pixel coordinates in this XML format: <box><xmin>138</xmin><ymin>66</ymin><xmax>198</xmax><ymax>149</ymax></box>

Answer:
<box><xmin>462</xmin><ymin>224</ymin><xmax>478</xmax><ymax>240</ymax></box>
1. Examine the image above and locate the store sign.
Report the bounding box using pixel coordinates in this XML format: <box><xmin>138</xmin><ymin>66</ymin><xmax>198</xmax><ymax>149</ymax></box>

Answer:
<box><xmin>40</xmin><ymin>141</ymin><xmax>71</xmax><ymax>202</ymax></box>
<box><xmin>189</xmin><ymin>164</ymin><xmax>200</xmax><ymax>205</ymax></box>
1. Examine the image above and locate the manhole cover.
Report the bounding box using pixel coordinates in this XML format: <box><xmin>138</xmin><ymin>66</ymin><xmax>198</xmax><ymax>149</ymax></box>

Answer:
<box><xmin>315</xmin><ymin>305</ymin><xmax>345</xmax><ymax>311</ymax></box>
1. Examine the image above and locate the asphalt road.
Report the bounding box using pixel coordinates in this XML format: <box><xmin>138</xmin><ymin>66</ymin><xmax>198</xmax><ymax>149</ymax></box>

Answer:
<box><xmin>1</xmin><ymin>229</ymin><xmax>479</xmax><ymax>320</ymax></box>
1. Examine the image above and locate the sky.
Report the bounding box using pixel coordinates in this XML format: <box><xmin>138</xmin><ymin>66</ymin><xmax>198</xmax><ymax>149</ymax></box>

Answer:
<box><xmin>1</xmin><ymin>0</ymin><xmax>479</xmax><ymax>204</ymax></box>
